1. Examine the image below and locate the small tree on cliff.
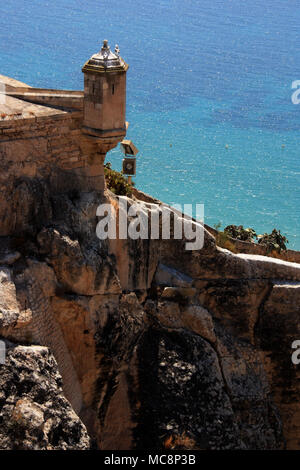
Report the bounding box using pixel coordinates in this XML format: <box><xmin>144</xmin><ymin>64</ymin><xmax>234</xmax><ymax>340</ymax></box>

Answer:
<box><xmin>257</xmin><ymin>229</ymin><xmax>288</xmax><ymax>253</ymax></box>
<box><xmin>224</xmin><ymin>225</ymin><xmax>257</xmax><ymax>242</ymax></box>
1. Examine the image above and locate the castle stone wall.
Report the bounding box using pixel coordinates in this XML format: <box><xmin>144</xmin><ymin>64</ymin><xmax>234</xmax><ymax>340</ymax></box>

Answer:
<box><xmin>0</xmin><ymin>110</ymin><xmax>105</xmax><ymax>191</ymax></box>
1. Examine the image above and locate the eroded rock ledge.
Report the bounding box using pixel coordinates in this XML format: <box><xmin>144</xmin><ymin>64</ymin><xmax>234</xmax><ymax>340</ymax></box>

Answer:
<box><xmin>0</xmin><ymin>181</ymin><xmax>299</xmax><ymax>450</ymax></box>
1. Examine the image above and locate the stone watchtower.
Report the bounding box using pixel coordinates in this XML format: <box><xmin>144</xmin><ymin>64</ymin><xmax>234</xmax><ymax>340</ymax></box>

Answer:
<box><xmin>82</xmin><ymin>40</ymin><xmax>129</xmax><ymax>155</ymax></box>
<box><xmin>0</xmin><ymin>40</ymin><xmax>129</xmax><ymax>201</ymax></box>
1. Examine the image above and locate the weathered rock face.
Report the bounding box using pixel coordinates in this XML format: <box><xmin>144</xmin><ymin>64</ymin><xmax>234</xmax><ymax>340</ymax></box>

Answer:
<box><xmin>0</xmin><ymin>180</ymin><xmax>299</xmax><ymax>450</ymax></box>
<box><xmin>133</xmin><ymin>327</ymin><xmax>281</xmax><ymax>450</ymax></box>
<box><xmin>256</xmin><ymin>283</ymin><xmax>300</xmax><ymax>449</ymax></box>
<box><xmin>0</xmin><ymin>340</ymin><xmax>90</xmax><ymax>450</ymax></box>
<box><xmin>86</xmin><ymin>289</ymin><xmax>282</xmax><ymax>450</ymax></box>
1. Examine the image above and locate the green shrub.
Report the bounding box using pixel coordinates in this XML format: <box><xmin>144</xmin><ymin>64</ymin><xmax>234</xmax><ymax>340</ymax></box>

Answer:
<box><xmin>257</xmin><ymin>228</ymin><xmax>288</xmax><ymax>253</ymax></box>
<box><xmin>224</xmin><ymin>224</ymin><xmax>257</xmax><ymax>242</ymax></box>
<box><xmin>104</xmin><ymin>162</ymin><xmax>133</xmax><ymax>196</ymax></box>
<box><xmin>214</xmin><ymin>223</ymin><xmax>289</xmax><ymax>254</ymax></box>
<box><xmin>213</xmin><ymin>223</ymin><xmax>237</xmax><ymax>252</ymax></box>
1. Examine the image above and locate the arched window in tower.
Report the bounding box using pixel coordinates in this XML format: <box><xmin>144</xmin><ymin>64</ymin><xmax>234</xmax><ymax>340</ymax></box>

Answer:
<box><xmin>112</xmin><ymin>84</ymin><xmax>115</xmax><ymax>95</ymax></box>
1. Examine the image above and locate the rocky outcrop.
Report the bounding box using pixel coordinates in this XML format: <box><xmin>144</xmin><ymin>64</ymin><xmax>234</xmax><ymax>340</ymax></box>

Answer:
<box><xmin>0</xmin><ymin>340</ymin><xmax>90</xmax><ymax>450</ymax></box>
<box><xmin>256</xmin><ymin>282</ymin><xmax>300</xmax><ymax>449</ymax></box>
<box><xmin>0</xmin><ymin>180</ymin><xmax>299</xmax><ymax>450</ymax></box>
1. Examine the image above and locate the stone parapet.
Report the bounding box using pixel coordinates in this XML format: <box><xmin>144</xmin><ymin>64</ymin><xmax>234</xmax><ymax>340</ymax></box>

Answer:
<box><xmin>5</xmin><ymin>87</ymin><xmax>84</xmax><ymax>111</ymax></box>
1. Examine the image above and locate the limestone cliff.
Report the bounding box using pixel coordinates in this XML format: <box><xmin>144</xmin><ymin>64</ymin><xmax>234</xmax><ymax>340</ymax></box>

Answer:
<box><xmin>0</xmin><ymin>177</ymin><xmax>299</xmax><ymax>450</ymax></box>
<box><xmin>1</xmin><ymin>70</ymin><xmax>300</xmax><ymax>451</ymax></box>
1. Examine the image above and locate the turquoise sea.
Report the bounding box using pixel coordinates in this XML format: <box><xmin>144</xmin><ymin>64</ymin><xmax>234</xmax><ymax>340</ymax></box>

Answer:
<box><xmin>0</xmin><ymin>0</ymin><xmax>299</xmax><ymax>248</ymax></box>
